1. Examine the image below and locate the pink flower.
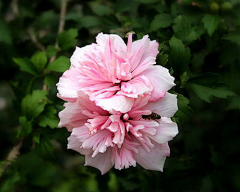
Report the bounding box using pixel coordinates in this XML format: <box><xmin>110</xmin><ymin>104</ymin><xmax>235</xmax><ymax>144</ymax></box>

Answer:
<box><xmin>57</xmin><ymin>33</ymin><xmax>175</xmax><ymax>113</ymax></box>
<box><xmin>60</xmin><ymin>91</ymin><xmax>178</xmax><ymax>174</ymax></box>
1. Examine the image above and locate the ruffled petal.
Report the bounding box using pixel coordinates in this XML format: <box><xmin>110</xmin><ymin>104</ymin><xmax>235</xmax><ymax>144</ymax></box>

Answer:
<box><xmin>148</xmin><ymin>117</ymin><xmax>178</xmax><ymax>144</ymax></box>
<box><xmin>141</xmin><ymin>65</ymin><xmax>175</xmax><ymax>101</ymax></box>
<box><xmin>85</xmin><ymin>148</ymin><xmax>113</xmax><ymax>175</ymax></box>
<box><xmin>59</xmin><ymin>102</ymin><xmax>88</xmax><ymax>131</ymax></box>
<box><xmin>134</xmin><ymin>142</ymin><xmax>170</xmax><ymax>171</ymax></box>
<box><xmin>57</xmin><ymin>68</ymin><xmax>81</xmax><ymax>102</ymax></box>
<box><xmin>144</xmin><ymin>93</ymin><xmax>178</xmax><ymax>117</ymax></box>
<box><xmin>95</xmin><ymin>95</ymin><xmax>134</xmax><ymax>113</ymax></box>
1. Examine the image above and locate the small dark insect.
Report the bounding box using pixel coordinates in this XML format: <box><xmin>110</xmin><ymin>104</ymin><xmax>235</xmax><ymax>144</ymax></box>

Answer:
<box><xmin>124</xmin><ymin>31</ymin><xmax>137</xmax><ymax>44</ymax></box>
<box><xmin>142</xmin><ymin>112</ymin><xmax>161</xmax><ymax>122</ymax></box>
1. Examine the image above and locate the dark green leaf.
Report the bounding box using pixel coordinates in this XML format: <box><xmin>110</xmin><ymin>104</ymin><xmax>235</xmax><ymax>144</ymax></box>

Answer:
<box><xmin>46</xmin><ymin>45</ymin><xmax>57</xmax><ymax>57</ymax></box>
<box><xmin>47</xmin><ymin>56</ymin><xmax>70</xmax><ymax>72</ymax></box>
<box><xmin>18</xmin><ymin>116</ymin><xmax>32</xmax><ymax>136</ymax></box>
<box><xmin>21</xmin><ymin>90</ymin><xmax>48</xmax><ymax>120</ymax></box>
<box><xmin>0</xmin><ymin>20</ymin><xmax>12</xmax><ymax>44</ymax></box>
<box><xmin>158</xmin><ymin>53</ymin><xmax>168</xmax><ymax>66</ymax></box>
<box><xmin>89</xmin><ymin>2</ymin><xmax>112</xmax><ymax>16</ymax></box>
<box><xmin>57</xmin><ymin>28</ymin><xmax>78</xmax><ymax>50</ymax></box>
<box><xmin>13</xmin><ymin>58</ymin><xmax>38</xmax><ymax>76</ymax></box>
<box><xmin>174</xmin><ymin>94</ymin><xmax>193</xmax><ymax>124</ymax></box>
<box><xmin>44</xmin><ymin>75</ymin><xmax>58</xmax><ymax>86</ymax></box>
<box><xmin>172</xmin><ymin>15</ymin><xmax>199</xmax><ymax>44</ymax></box>
<box><xmin>80</xmin><ymin>16</ymin><xmax>100</xmax><ymax>28</ymax></box>
<box><xmin>222</xmin><ymin>28</ymin><xmax>240</xmax><ymax>45</ymax></box>
<box><xmin>202</xmin><ymin>14</ymin><xmax>221</xmax><ymax>36</ymax></box>
<box><xmin>38</xmin><ymin>106</ymin><xmax>59</xmax><ymax>129</ymax></box>
<box><xmin>35</xmin><ymin>136</ymin><xmax>54</xmax><ymax>158</ymax></box>
<box><xmin>31</xmin><ymin>52</ymin><xmax>47</xmax><ymax>73</ymax></box>
<box><xmin>168</xmin><ymin>36</ymin><xmax>191</xmax><ymax>74</ymax></box>
<box><xmin>150</xmin><ymin>13</ymin><xmax>173</xmax><ymax>31</ymax></box>
<box><xmin>186</xmin><ymin>73</ymin><xmax>235</xmax><ymax>102</ymax></box>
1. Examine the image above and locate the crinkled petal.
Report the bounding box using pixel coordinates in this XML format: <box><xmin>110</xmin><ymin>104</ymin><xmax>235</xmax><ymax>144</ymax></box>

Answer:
<box><xmin>134</xmin><ymin>142</ymin><xmax>170</xmax><ymax>171</ymax></box>
<box><xmin>70</xmin><ymin>45</ymin><xmax>95</xmax><ymax>68</ymax></box>
<box><xmin>141</xmin><ymin>65</ymin><xmax>175</xmax><ymax>101</ymax></box>
<box><xmin>85</xmin><ymin>148</ymin><xmax>113</xmax><ymax>175</ymax></box>
<box><xmin>67</xmin><ymin>134</ymin><xmax>92</xmax><ymax>156</ymax></box>
<box><xmin>59</xmin><ymin>102</ymin><xmax>88</xmax><ymax>131</ymax></box>
<box><xmin>148</xmin><ymin>117</ymin><xmax>178</xmax><ymax>144</ymax></box>
<box><xmin>95</xmin><ymin>95</ymin><xmax>134</xmax><ymax>113</ymax></box>
<box><xmin>57</xmin><ymin>68</ymin><xmax>81</xmax><ymax>102</ymax></box>
<box><xmin>144</xmin><ymin>93</ymin><xmax>178</xmax><ymax>117</ymax></box>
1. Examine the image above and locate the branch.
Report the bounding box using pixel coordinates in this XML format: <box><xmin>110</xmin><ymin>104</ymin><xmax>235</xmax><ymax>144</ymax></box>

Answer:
<box><xmin>28</xmin><ymin>28</ymin><xmax>46</xmax><ymax>52</ymax></box>
<box><xmin>50</xmin><ymin>0</ymin><xmax>68</xmax><ymax>63</ymax></box>
<box><xmin>0</xmin><ymin>138</ymin><xmax>24</xmax><ymax>179</ymax></box>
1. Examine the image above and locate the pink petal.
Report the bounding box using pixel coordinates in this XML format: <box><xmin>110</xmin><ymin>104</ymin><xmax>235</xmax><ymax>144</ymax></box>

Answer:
<box><xmin>95</xmin><ymin>95</ymin><xmax>134</xmax><ymax>113</ymax></box>
<box><xmin>70</xmin><ymin>45</ymin><xmax>95</xmax><ymax>68</ymax></box>
<box><xmin>131</xmin><ymin>40</ymin><xmax>159</xmax><ymax>77</ymax></box>
<box><xmin>59</xmin><ymin>102</ymin><xmax>88</xmax><ymax>131</ymax></box>
<box><xmin>148</xmin><ymin>117</ymin><xmax>178</xmax><ymax>144</ymax></box>
<box><xmin>57</xmin><ymin>68</ymin><xmax>81</xmax><ymax>102</ymax></box>
<box><xmin>85</xmin><ymin>148</ymin><xmax>113</xmax><ymax>175</ymax></box>
<box><xmin>141</xmin><ymin>65</ymin><xmax>175</xmax><ymax>101</ymax></box>
<box><xmin>144</xmin><ymin>93</ymin><xmax>178</xmax><ymax>117</ymax></box>
<box><xmin>134</xmin><ymin>142</ymin><xmax>170</xmax><ymax>171</ymax></box>
<box><xmin>67</xmin><ymin>134</ymin><xmax>92</xmax><ymax>156</ymax></box>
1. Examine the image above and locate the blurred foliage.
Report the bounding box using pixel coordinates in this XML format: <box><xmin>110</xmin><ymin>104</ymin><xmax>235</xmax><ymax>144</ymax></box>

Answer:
<box><xmin>0</xmin><ymin>0</ymin><xmax>240</xmax><ymax>191</ymax></box>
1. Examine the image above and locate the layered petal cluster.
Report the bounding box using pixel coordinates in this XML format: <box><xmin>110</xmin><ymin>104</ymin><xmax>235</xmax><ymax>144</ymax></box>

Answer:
<box><xmin>57</xmin><ymin>33</ymin><xmax>175</xmax><ymax>113</ymax></box>
<box><xmin>57</xmin><ymin>33</ymin><xmax>178</xmax><ymax>174</ymax></box>
<box><xmin>60</xmin><ymin>91</ymin><xmax>178</xmax><ymax>174</ymax></box>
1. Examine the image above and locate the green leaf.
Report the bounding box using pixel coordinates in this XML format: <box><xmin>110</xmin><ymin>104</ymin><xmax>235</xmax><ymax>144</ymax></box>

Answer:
<box><xmin>31</xmin><ymin>52</ymin><xmax>47</xmax><ymax>73</ymax></box>
<box><xmin>44</xmin><ymin>75</ymin><xmax>58</xmax><ymax>86</ymax></box>
<box><xmin>186</xmin><ymin>73</ymin><xmax>235</xmax><ymax>103</ymax></box>
<box><xmin>202</xmin><ymin>14</ymin><xmax>221</xmax><ymax>36</ymax></box>
<box><xmin>222</xmin><ymin>28</ymin><xmax>240</xmax><ymax>45</ymax></box>
<box><xmin>38</xmin><ymin>106</ymin><xmax>59</xmax><ymax>129</ymax></box>
<box><xmin>21</xmin><ymin>90</ymin><xmax>48</xmax><ymax>120</ymax></box>
<box><xmin>158</xmin><ymin>53</ymin><xmax>168</xmax><ymax>66</ymax></box>
<box><xmin>227</xmin><ymin>96</ymin><xmax>240</xmax><ymax>111</ymax></box>
<box><xmin>13</xmin><ymin>58</ymin><xmax>38</xmax><ymax>76</ymax></box>
<box><xmin>150</xmin><ymin>13</ymin><xmax>173</xmax><ymax>31</ymax></box>
<box><xmin>168</xmin><ymin>36</ymin><xmax>191</xmax><ymax>74</ymax></box>
<box><xmin>47</xmin><ymin>56</ymin><xmax>70</xmax><ymax>72</ymax></box>
<box><xmin>46</xmin><ymin>45</ymin><xmax>57</xmax><ymax>57</ymax></box>
<box><xmin>0</xmin><ymin>171</ymin><xmax>20</xmax><ymax>192</ymax></box>
<box><xmin>80</xmin><ymin>15</ymin><xmax>100</xmax><ymax>28</ymax></box>
<box><xmin>36</xmin><ymin>136</ymin><xmax>54</xmax><ymax>158</ymax></box>
<box><xmin>89</xmin><ymin>2</ymin><xmax>112</xmax><ymax>16</ymax></box>
<box><xmin>172</xmin><ymin>15</ymin><xmax>199</xmax><ymax>44</ymax></box>
<box><xmin>57</xmin><ymin>28</ymin><xmax>78</xmax><ymax>50</ymax></box>
<box><xmin>0</xmin><ymin>20</ymin><xmax>12</xmax><ymax>44</ymax></box>
<box><xmin>18</xmin><ymin>116</ymin><xmax>32</xmax><ymax>136</ymax></box>
<box><xmin>174</xmin><ymin>94</ymin><xmax>193</xmax><ymax>124</ymax></box>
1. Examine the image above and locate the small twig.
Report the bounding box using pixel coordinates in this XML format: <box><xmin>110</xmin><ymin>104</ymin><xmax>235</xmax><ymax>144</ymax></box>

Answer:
<box><xmin>11</xmin><ymin>0</ymin><xmax>19</xmax><ymax>16</ymax></box>
<box><xmin>0</xmin><ymin>138</ymin><xmax>24</xmax><ymax>179</ymax></box>
<box><xmin>50</xmin><ymin>0</ymin><xmax>68</xmax><ymax>63</ymax></box>
<box><xmin>58</xmin><ymin>0</ymin><xmax>68</xmax><ymax>35</ymax></box>
<box><xmin>28</xmin><ymin>28</ymin><xmax>46</xmax><ymax>52</ymax></box>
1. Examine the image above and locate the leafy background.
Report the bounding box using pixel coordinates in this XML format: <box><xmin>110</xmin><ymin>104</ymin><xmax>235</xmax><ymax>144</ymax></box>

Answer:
<box><xmin>0</xmin><ymin>0</ymin><xmax>240</xmax><ymax>191</ymax></box>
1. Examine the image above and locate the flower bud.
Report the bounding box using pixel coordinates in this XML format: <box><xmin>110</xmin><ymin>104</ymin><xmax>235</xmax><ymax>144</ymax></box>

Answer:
<box><xmin>210</xmin><ymin>2</ymin><xmax>220</xmax><ymax>12</ymax></box>
<box><xmin>221</xmin><ymin>2</ymin><xmax>233</xmax><ymax>12</ymax></box>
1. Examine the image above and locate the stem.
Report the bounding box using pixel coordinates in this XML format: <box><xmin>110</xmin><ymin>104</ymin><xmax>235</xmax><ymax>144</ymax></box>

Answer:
<box><xmin>28</xmin><ymin>28</ymin><xmax>46</xmax><ymax>52</ymax></box>
<box><xmin>50</xmin><ymin>0</ymin><xmax>68</xmax><ymax>63</ymax></box>
<box><xmin>0</xmin><ymin>138</ymin><xmax>24</xmax><ymax>179</ymax></box>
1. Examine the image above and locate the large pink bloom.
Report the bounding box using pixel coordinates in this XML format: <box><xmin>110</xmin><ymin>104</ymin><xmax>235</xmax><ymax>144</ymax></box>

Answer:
<box><xmin>57</xmin><ymin>33</ymin><xmax>175</xmax><ymax>113</ymax></box>
<box><xmin>60</xmin><ymin>91</ymin><xmax>178</xmax><ymax>174</ymax></box>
